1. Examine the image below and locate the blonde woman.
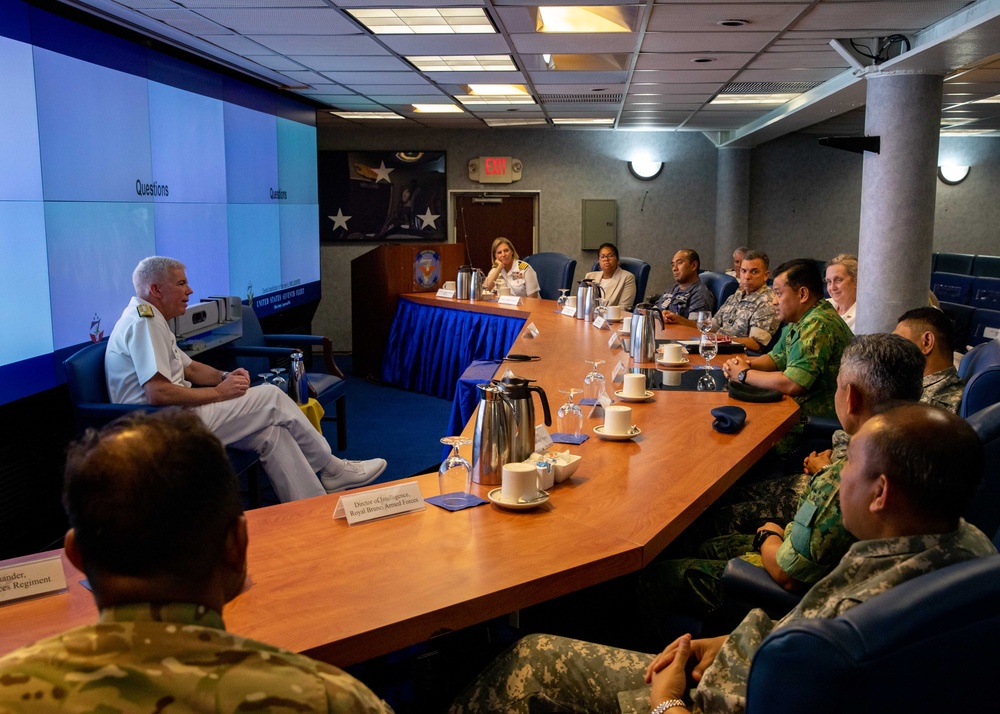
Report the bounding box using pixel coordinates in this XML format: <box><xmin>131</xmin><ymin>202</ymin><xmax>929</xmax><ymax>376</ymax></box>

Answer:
<box><xmin>825</xmin><ymin>253</ymin><xmax>858</xmax><ymax>332</ymax></box>
<box><xmin>484</xmin><ymin>237</ymin><xmax>540</xmax><ymax>298</ymax></box>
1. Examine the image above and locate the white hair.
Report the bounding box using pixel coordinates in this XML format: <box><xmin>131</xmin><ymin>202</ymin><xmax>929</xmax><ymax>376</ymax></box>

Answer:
<box><xmin>132</xmin><ymin>256</ymin><xmax>184</xmax><ymax>296</ymax></box>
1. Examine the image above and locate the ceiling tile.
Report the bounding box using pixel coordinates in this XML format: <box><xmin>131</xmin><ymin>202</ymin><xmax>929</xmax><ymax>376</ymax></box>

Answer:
<box><xmin>641</xmin><ymin>31</ymin><xmax>777</xmax><ymax>53</ymax></box>
<box><xmin>792</xmin><ymin>1</ymin><xmax>973</xmax><ymax>33</ymax></box>
<box><xmin>636</xmin><ymin>52</ymin><xmax>754</xmax><ymax>70</ymax></box>
<box><xmin>246</xmin><ymin>34</ymin><xmax>388</xmax><ymax>54</ymax></box>
<box><xmin>289</xmin><ymin>55</ymin><xmax>411</xmax><ymax>71</ymax></box>
<box><xmin>141</xmin><ymin>8</ymin><xmax>230</xmax><ymax>34</ymax></box>
<box><xmin>647</xmin><ymin>3</ymin><xmax>810</xmax><ymax>33</ymax></box>
<box><xmin>749</xmin><ymin>49</ymin><xmax>849</xmax><ymax>69</ymax></box>
<box><xmin>379</xmin><ymin>34</ymin><xmax>511</xmax><ymax>54</ymax></box>
<box><xmin>509</xmin><ymin>33</ymin><xmax>638</xmax><ymax>54</ymax></box>
<box><xmin>195</xmin><ymin>8</ymin><xmax>360</xmax><ymax>35</ymax></box>
<box><xmin>320</xmin><ymin>71</ymin><xmax>430</xmax><ymax>85</ymax></box>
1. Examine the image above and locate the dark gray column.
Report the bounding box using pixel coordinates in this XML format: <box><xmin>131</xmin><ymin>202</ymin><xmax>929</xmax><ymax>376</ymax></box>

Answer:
<box><xmin>715</xmin><ymin>147</ymin><xmax>750</xmax><ymax>272</ymax></box>
<box><xmin>857</xmin><ymin>72</ymin><xmax>943</xmax><ymax>333</ymax></box>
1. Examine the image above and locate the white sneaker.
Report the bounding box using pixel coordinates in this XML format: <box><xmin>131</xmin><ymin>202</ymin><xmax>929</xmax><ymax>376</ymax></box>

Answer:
<box><xmin>321</xmin><ymin>458</ymin><xmax>387</xmax><ymax>493</ymax></box>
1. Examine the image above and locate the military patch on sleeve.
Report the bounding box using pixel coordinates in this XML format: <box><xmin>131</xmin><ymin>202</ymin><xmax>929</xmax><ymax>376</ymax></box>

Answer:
<box><xmin>518</xmin><ymin>260</ymin><xmax>529</xmax><ymax>271</ymax></box>
<box><xmin>136</xmin><ymin>304</ymin><xmax>154</xmax><ymax>318</ymax></box>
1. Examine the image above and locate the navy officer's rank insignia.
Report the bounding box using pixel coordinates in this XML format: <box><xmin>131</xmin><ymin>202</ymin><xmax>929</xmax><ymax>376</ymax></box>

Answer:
<box><xmin>518</xmin><ymin>260</ymin><xmax>529</xmax><ymax>271</ymax></box>
<box><xmin>136</xmin><ymin>304</ymin><xmax>154</xmax><ymax>318</ymax></box>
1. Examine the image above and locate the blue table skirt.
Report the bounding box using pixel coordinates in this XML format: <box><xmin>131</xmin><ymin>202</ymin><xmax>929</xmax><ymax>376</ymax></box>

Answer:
<box><xmin>381</xmin><ymin>298</ymin><xmax>526</xmax><ymax>401</ymax></box>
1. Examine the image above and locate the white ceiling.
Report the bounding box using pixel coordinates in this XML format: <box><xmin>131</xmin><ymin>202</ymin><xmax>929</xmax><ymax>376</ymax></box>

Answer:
<box><xmin>58</xmin><ymin>0</ymin><xmax>1000</xmax><ymax>145</ymax></box>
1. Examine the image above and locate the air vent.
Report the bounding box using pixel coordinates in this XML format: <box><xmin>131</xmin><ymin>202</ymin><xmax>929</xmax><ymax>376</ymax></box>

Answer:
<box><xmin>539</xmin><ymin>93</ymin><xmax>623</xmax><ymax>103</ymax></box>
<box><xmin>721</xmin><ymin>82</ymin><xmax>824</xmax><ymax>94</ymax></box>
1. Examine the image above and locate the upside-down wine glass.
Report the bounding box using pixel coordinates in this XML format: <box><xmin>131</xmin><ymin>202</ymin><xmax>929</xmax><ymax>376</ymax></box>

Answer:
<box><xmin>696</xmin><ymin>310</ymin><xmax>712</xmax><ymax>334</ymax></box>
<box><xmin>583</xmin><ymin>359</ymin><xmax>607</xmax><ymax>404</ymax></box>
<box><xmin>438</xmin><ymin>436</ymin><xmax>472</xmax><ymax>506</ymax></box>
<box><xmin>557</xmin><ymin>388</ymin><xmax>584</xmax><ymax>440</ymax></box>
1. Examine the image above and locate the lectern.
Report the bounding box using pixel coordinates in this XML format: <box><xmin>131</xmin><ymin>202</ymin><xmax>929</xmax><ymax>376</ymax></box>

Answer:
<box><xmin>350</xmin><ymin>243</ymin><xmax>466</xmax><ymax>378</ymax></box>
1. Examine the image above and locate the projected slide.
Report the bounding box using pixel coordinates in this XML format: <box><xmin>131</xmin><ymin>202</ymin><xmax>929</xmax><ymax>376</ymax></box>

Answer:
<box><xmin>0</xmin><ymin>202</ymin><xmax>52</xmax><ymax>364</ymax></box>
<box><xmin>225</xmin><ymin>103</ymin><xmax>279</xmax><ymax>204</ymax></box>
<box><xmin>0</xmin><ymin>35</ymin><xmax>42</xmax><ymax>201</ymax></box>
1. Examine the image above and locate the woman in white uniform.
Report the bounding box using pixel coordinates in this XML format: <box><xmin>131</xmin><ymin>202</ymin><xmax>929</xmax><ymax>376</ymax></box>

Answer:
<box><xmin>584</xmin><ymin>242</ymin><xmax>636</xmax><ymax>310</ymax></box>
<box><xmin>484</xmin><ymin>237</ymin><xmax>540</xmax><ymax>298</ymax></box>
<box><xmin>825</xmin><ymin>252</ymin><xmax>858</xmax><ymax>332</ymax></box>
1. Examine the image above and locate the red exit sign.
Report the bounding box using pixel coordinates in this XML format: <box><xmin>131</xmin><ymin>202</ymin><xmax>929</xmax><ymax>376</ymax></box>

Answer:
<box><xmin>468</xmin><ymin>156</ymin><xmax>522</xmax><ymax>184</ymax></box>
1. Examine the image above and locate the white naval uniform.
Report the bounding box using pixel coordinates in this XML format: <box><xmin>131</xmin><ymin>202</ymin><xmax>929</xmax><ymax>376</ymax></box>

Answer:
<box><xmin>105</xmin><ymin>297</ymin><xmax>329</xmax><ymax>501</ymax></box>
<box><xmin>500</xmin><ymin>260</ymin><xmax>540</xmax><ymax>297</ymax></box>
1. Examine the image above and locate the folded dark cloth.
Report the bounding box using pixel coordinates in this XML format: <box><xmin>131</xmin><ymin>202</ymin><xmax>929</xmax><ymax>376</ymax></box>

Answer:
<box><xmin>711</xmin><ymin>406</ymin><xmax>747</xmax><ymax>434</ymax></box>
<box><xmin>728</xmin><ymin>381</ymin><xmax>784</xmax><ymax>403</ymax></box>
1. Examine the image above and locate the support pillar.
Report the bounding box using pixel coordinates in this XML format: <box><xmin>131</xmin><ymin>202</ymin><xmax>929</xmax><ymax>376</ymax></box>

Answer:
<box><xmin>715</xmin><ymin>147</ymin><xmax>750</xmax><ymax>273</ymax></box>
<box><xmin>856</xmin><ymin>71</ymin><xmax>943</xmax><ymax>333</ymax></box>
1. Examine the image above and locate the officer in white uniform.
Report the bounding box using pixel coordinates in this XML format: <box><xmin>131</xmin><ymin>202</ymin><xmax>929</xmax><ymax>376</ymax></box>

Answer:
<box><xmin>105</xmin><ymin>256</ymin><xmax>386</xmax><ymax>502</ymax></box>
<box><xmin>483</xmin><ymin>237</ymin><xmax>540</xmax><ymax>298</ymax></box>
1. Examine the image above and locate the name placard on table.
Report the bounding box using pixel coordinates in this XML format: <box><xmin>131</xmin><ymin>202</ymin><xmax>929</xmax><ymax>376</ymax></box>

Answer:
<box><xmin>0</xmin><ymin>555</ymin><xmax>67</xmax><ymax>604</ymax></box>
<box><xmin>334</xmin><ymin>482</ymin><xmax>426</xmax><ymax>525</ymax></box>
<box><xmin>436</xmin><ymin>289</ymin><xmax>456</xmax><ymax>299</ymax></box>
<box><xmin>498</xmin><ymin>295</ymin><xmax>522</xmax><ymax>306</ymax></box>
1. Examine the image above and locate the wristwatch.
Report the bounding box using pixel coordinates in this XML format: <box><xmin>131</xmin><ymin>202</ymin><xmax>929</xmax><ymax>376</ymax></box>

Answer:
<box><xmin>737</xmin><ymin>368</ymin><xmax>749</xmax><ymax>384</ymax></box>
<box><xmin>753</xmin><ymin>528</ymin><xmax>784</xmax><ymax>553</ymax></box>
<box><xmin>652</xmin><ymin>700</ymin><xmax>686</xmax><ymax>714</ymax></box>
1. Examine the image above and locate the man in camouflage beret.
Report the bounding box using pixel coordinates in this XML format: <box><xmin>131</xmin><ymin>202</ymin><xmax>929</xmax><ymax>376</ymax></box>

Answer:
<box><xmin>0</xmin><ymin>410</ymin><xmax>391</xmax><ymax>713</ymax></box>
<box><xmin>450</xmin><ymin>403</ymin><xmax>995</xmax><ymax>714</ymax></box>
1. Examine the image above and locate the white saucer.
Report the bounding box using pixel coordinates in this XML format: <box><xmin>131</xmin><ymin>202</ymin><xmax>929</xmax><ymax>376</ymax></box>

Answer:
<box><xmin>656</xmin><ymin>357</ymin><xmax>690</xmax><ymax>369</ymax></box>
<box><xmin>594</xmin><ymin>425</ymin><xmax>641</xmax><ymax>441</ymax></box>
<box><xmin>605</xmin><ymin>316</ymin><xmax>624</xmax><ymax>322</ymax></box>
<box><xmin>487</xmin><ymin>488</ymin><xmax>550</xmax><ymax>510</ymax></box>
<box><xmin>614</xmin><ymin>389</ymin><xmax>654</xmax><ymax>402</ymax></box>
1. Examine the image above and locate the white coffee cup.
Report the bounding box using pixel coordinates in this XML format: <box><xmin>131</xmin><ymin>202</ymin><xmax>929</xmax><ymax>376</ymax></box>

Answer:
<box><xmin>604</xmin><ymin>405</ymin><xmax>632</xmax><ymax>435</ymax></box>
<box><xmin>497</xmin><ymin>285</ymin><xmax>512</xmax><ymax>296</ymax></box>
<box><xmin>659</xmin><ymin>343</ymin><xmax>685</xmax><ymax>363</ymax></box>
<box><xmin>501</xmin><ymin>462</ymin><xmax>540</xmax><ymax>503</ymax></box>
<box><xmin>622</xmin><ymin>316</ymin><xmax>632</xmax><ymax>332</ymax></box>
<box><xmin>566</xmin><ymin>296</ymin><xmax>578</xmax><ymax>308</ymax></box>
<box><xmin>606</xmin><ymin>305</ymin><xmax>622</xmax><ymax>320</ymax></box>
<box><xmin>623</xmin><ymin>373</ymin><xmax>646</xmax><ymax>398</ymax></box>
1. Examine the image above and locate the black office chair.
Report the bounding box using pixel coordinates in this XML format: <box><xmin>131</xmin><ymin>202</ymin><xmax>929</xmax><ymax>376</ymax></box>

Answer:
<box><xmin>225</xmin><ymin>308</ymin><xmax>348</xmax><ymax>450</ymax></box>
<box><xmin>745</xmin><ymin>554</ymin><xmax>1000</xmax><ymax>714</ymax></box>
<box><xmin>522</xmin><ymin>252</ymin><xmax>576</xmax><ymax>300</ymax></box>
<box><xmin>63</xmin><ymin>340</ymin><xmax>265</xmax><ymax>507</ymax></box>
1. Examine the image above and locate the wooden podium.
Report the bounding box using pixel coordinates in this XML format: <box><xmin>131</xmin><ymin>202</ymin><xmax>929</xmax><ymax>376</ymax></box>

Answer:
<box><xmin>350</xmin><ymin>243</ymin><xmax>467</xmax><ymax>378</ymax></box>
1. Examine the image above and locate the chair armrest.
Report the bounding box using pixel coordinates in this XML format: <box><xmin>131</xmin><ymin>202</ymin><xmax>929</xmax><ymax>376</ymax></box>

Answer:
<box><xmin>262</xmin><ymin>334</ymin><xmax>343</xmax><ymax>378</ymax></box>
<box><xmin>224</xmin><ymin>345</ymin><xmax>296</xmax><ymax>359</ymax></box>
<box><xmin>721</xmin><ymin>558</ymin><xmax>802</xmax><ymax>615</ymax></box>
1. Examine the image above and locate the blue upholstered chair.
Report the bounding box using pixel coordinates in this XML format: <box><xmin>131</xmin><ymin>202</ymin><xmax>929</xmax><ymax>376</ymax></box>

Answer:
<box><xmin>972</xmin><ymin>276</ymin><xmax>1000</xmax><ymax>310</ymax></box>
<box><xmin>522</xmin><ymin>252</ymin><xmax>576</xmax><ymax>300</ymax></box>
<box><xmin>931</xmin><ymin>272</ymin><xmax>975</xmax><ymax>304</ymax></box>
<box><xmin>63</xmin><ymin>340</ymin><xmax>265</xmax><ymax>507</ymax></box>
<box><xmin>972</xmin><ymin>254</ymin><xmax>1000</xmax><ymax>278</ymax></box>
<box><xmin>700</xmin><ymin>271</ymin><xmax>738</xmax><ymax>312</ymax></box>
<box><xmin>225</xmin><ymin>308</ymin><xmax>348</xmax><ymax>450</ymax></box>
<box><xmin>958</xmin><ymin>337</ymin><xmax>1000</xmax><ymax>380</ymax></box>
<box><xmin>969</xmin><ymin>308</ymin><xmax>1000</xmax><ymax>347</ymax></box>
<box><xmin>935</xmin><ymin>251</ymin><xmax>976</xmax><ymax>275</ymax></box>
<box><xmin>939</xmin><ymin>300</ymin><xmax>976</xmax><ymax>351</ymax></box>
<box><xmin>619</xmin><ymin>257</ymin><xmax>651</xmax><ymax>304</ymax></box>
<box><xmin>744</xmin><ymin>555</ymin><xmax>1000</xmax><ymax>714</ymax></box>
<box><xmin>965</xmin><ymin>402</ymin><xmax>1000</xmax><ymax>539</ymax></box>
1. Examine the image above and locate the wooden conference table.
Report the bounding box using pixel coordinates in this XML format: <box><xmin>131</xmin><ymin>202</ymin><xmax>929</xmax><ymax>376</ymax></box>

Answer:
<box><xmin>0</xmin><ymin>295</ymin><xmax>799</xmax><ymax>667</ymax></box>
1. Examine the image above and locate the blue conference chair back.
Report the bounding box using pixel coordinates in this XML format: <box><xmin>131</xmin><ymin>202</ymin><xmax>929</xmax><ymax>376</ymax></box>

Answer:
<box><xmin>619</xmin><ymin>257</ymin><xmax>651</xmax><ymax>303</ymax></box>
<box><xmin>969</xmin><ymin>308</ymin><xmax>1000</xmax><ymax>347</ymax></box>
<box><xmin>931</xmin><ymin>272</ymin><xmax>975</xmax><ymax>304</ymax></box>
<box><xmin>935</xmin><ymin>251</ymin><xmax>976</xmax><ymax>275</ymax></box>
<box><xmin>745</xmin><ymin>554</ymin><xmax>1000</xmax><ymax>714</ymax></box>
<box><xmin>972</xmin><ymin>276</ymin><xmax>1000</xmax><ymax>310</ymax></box>
<box><xmin>65</xmin><ymin>340</ymin><xmax>111</xmax><ymax>406</ymax></box>
<box><xmin>522</xmin><ymin>252</ymin><xmax>576</xmax><ymax>300</ymax></box>
<box><xmin>700</xmin><ymin>271</ymin><xmax>737</xmax><ymax>312</ymax></box>
<box><xmin>958</xmin><ymin>338</ymin><xmax>1000</xmax><ymax>380</ymax></box>
<box><xmin>965</xmin><ymin>402</ymin><xmax>1000</xmax><ymax>539</ymax></box>
<box><xmin>939</xmin><ymin>301</ymin><xmax>975</xmax><ymax>351</ymax></box>
<box><xmin>973</xmin><ymin>255</ymin><xmax>1000</xmax><ymax>278</ymax></box>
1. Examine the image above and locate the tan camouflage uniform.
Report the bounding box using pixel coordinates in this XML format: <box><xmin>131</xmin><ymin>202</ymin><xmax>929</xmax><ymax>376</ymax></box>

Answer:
<box><xmin>0</xmin><ymin>602</ymin><xmax>392</xmax><ymax>713</ymax></box>
<box><xmin>450</xmin><ymin>521</ymin><xmax>995</xmax><ymax>714</ymax></box>
<box><xmin>920</xmin><ymin>366</ymin><xmax>964</xmax><ymax>413</ymax></box>
<box><xmin>710</xmin><ymin>286</ymin><xmax>779</xmax><ymax>349</ymax></box>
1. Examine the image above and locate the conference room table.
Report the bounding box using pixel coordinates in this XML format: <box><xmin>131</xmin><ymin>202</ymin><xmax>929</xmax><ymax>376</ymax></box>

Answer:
<box><xmin>0</xmin><ymin>295</ymin><xmax>799</xmax><ymax>667</ymax></box>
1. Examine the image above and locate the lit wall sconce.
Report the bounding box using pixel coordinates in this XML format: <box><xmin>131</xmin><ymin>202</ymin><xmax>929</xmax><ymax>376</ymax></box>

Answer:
<box><xmin>628</xmin><ymin>160</ymin><xmax>663</xmax><ymax>180</ymax></box>
<box><xmin>938</xmin><ymin>165</ymin><xmax>970</xmax><ymax>185</ymax></box>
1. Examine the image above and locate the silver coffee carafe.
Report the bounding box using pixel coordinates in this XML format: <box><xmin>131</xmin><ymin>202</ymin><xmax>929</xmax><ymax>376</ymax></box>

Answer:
<box><xmin>576</xmin><ymin>279</ymin><xmax>603</xmax><ymax>321</ymax></box>
<box><xmin>630</xmin><ymin>303</ymin><xmax>665</xmax><ymax>363</ymax></box>
<box><xmin>471</xmin><ymin>382</ymin><xmax>517</xmax><ymax>485</ymax></box>
<box><xmin>456</xmin><ymin>265</ymin><xmax>473</xmax><ymax>300</ymax></box>
<box><xmin>497</xmin><ymin>376</ymin><xmax>552</xmax><ymax>461</ymax></box>
<box><xmin>288</xmin><ymin>351</ymin><xmax>310</xmax><ymax>405</ymax></box>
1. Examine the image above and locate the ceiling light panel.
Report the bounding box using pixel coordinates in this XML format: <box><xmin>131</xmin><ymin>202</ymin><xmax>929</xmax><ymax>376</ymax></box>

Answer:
<box><xmin>551</xmin><ymin>117</ymin><xmax>615</xmax><ymax>125</ymax></box>
<box><xmin>348</xmin><ymin>8</ymin><xmax>495</xmax><ymax>34</ymax></box>
<box><xmin>380</xmin><ymin>35</ymin><xmax>511</xmax><ymax>54</ymax></box>
<box><xmin>407</xmin><ymin>55</ymin><xmax>516</xmax><ymax>71</ymax></box>
<box><xmin>412</xmin><ymin>103</ymin><xmax>465</xmax><ymax>112</ymax></box>
<box><xmin>484</xmin><ymin>118</ymin><xmax>549</xmax><ymax>127</ymax></box>
<box><xmin>535</xmin><ymin>6</ymin><xmax>637</xmax><ymax>33</ymax></box>
<box><xmin>330</xmin><ymin>111</ymin><xmax>404</xmax><ymax>119</ymax></box>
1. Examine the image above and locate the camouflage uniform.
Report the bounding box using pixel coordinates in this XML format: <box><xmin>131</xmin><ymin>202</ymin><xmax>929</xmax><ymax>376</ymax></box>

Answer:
<box><xmin>710</xmin><ymin>286</ymin><xmax>779</xmax><ymax>349</ymax></box>
<box><xmin>920</xmin><ymin>366</ymin><xmax>964</xmax><ymax>413</ymax></box>
<box><xmin>450</xmin><ymin>521</ymin><xmax>995</xmax><ymax>714</ymax></box>
<box><xmin>0</xmin><ymin>602</ymin><xmax>391</xmax><ymax>713</ymax></box>
<box><xmin>655</xmin><ymin>280</ymin><xmax>715</xmax><ymax>318</ymax></box>
<box><xmin>637</xmin><ymin>445</ymin><xmax>855</xmax><ymax>619</ymax></box>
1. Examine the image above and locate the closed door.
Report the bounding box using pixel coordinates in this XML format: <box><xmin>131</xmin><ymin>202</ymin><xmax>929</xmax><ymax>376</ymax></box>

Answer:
<box><xmin>453</xmin><ymin>194</ymin><xmax>537</xmax><ymax>270</ymax></box>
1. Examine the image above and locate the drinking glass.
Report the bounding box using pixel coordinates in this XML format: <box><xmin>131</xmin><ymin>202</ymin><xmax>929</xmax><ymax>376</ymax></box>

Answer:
<box><xmin>439</xmin><ymin>436</ymin><xmax>472</xmax><ymax>506</ymax></box>
<box><xmin>696</xmin><ymin>311</ymin><xmax>713</xmax><ymax>334</ymax></box>
<box><xmin>557</xmin><ymin>388</ymin><xmax>584</xmax><ymax>439</ymax></box>
<box><xmin>583</xmin><ymin>359</ymin><xmax>607</xmax><ymax>403</ymax></box>
<box><xmin>269</xmin><ymin>367</ymin><xmax>287</xmax><ymax>391</ymax></box>
<box><xmin>697</xmin><ymin>372</ymin><xmax>718</xmax><ymax>391</ymax></box>
<box><xmin>594</xmin><ymin>296</ymin><xmax>608</xmax><ymax>322</ymax></box>
<box><xmin>699</xmin><ymin>332</ymin><xmax>718</xmax><ymax>371</ymax></box>
<box><xmin>556</xmin><ymin>288</ymin><xmax>570</xmax><ymax>313</ymax></box>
